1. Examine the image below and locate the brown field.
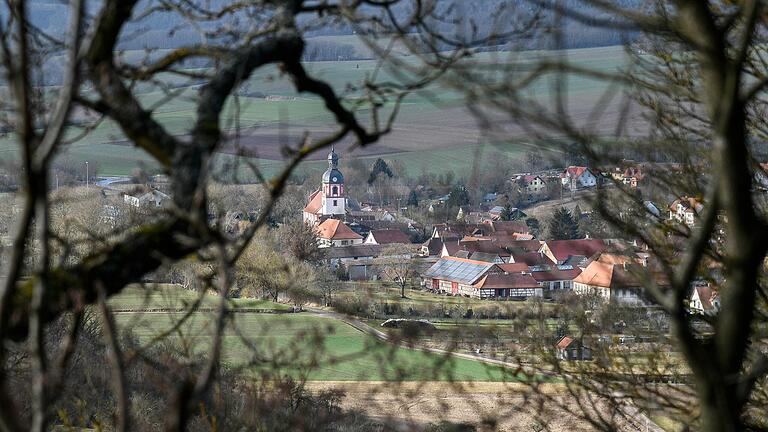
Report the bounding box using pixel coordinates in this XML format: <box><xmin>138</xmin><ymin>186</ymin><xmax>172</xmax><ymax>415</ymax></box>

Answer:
<box><xmin>305</xmin><ymin>381</ymin><xmax>654</xmax><ymax>431</ymax></box>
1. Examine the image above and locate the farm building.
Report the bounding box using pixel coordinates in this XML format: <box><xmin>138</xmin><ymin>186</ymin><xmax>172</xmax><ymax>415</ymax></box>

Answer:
<box><xmin>556</xmin><ymin>336</ymin><xmax>592</xmax><ymax>361</ymax></box>
<box><xmin>423</xmin><ymin>257</ymin><xmax>494</xmax><ymax>297</ymax></box>
<box><xmin>423</xmin><ymin>257</ymin><xmax>544</xmax><ymax>298</ymax></box>
<box><xmin>472</xmin><ymin>272</ymin><xmax>543</xmax><ymax>298</ymax></box>
<box><xmin>325</xmin><ymin>244</ymin><xmax>381</xmax><ymax>280</ymax></box>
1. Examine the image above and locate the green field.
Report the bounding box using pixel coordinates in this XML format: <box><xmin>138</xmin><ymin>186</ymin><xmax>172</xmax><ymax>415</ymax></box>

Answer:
<box><xmin>109</xmin><ymin>285</ymin><xmax>513</xmax><ymax>381</ymax></box>
<box><xmin>0</xmin><ymin>43</ymin><xmax>629</xmax><ymax>179</ymax></box>
<box><xmin>107</xmin><ymin>284</ymin><xmax>292</xmax><ymax>311</ymax></box>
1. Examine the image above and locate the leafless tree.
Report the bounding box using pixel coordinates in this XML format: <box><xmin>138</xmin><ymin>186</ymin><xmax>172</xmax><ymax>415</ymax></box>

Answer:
<box><xmin>364</xmin><ymin>0</ymin><xmax>768</xmax><ymax>429</ymax></box>
<box><xmin>0</xmin><ymin>1</ymin><xmax>456</xmax><ymax>430</ymax></box>
<box><xmin>376</xmin><ymin>244</ymin><xmax>419</xmax><ymax>298</ymax></box>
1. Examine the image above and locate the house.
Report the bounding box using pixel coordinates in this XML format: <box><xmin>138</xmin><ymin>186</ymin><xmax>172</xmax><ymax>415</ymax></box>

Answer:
<box><xmin>530</xmin><ymin>265</ymin><xmax>583</xmax><ymax>292</ymax></box>
<box><xmin>505</xmin><ymin>239</ymin><xmax>544</xmax><ymax>253</ymax></box>
<box><xmin>424</xmin><ymin>257</ymin><xmax>494</xmax><ymax>296</ymax></box>
<box><xmin>572</xmin><ymin>253</ymin><xmax>660</xmax><ymax>305</ymax></box>
<box><xmin>472</xmin><ymin>271</ymin><xmax>543</xmax><ymax>298</ymax></box>
<box><xmin>466</xmin><ymin>251</ymin><xmax>505</xmax><ymax>264</ymax></box>
<box><xmin>303</xmin><ymin>147</ymin><xmax>347</xmax><ymax>225</ymax></box>
<box><xmin>364</xmin><ymin>229</ymin><xmax>411</xmax><ymax>245</ymax></box>
<box><xmin>325</xmin><ymin>244</ymin><xmax>382</xmax><ymax>280</ymax></box>
<box><xmin>668</xmin><ymin>196</ymin><xmax>703</xmax><ymax>227</ymax></box>
<box><xmin>539</xmin><ymin>239</ymin><xmax>607</xmax><ymax>265</ymax></box>
<box><xmin>483</xmin><ymin>192</ymin><xmax>499</xmax><ymax>203</ymax></box>
<box><xmin>315</xmin><ymin>219</ymin><xmax>363</xmax><ymax>248</ymax></box>
<box><xmin>488</xmin><ymin>205</ymin><xmax>505</xmax><ymax>220</ymax></box>
<box><xmin>122</xmin><ymin>187</ymin><xmax>170</xmax><ymax>208</ymax></box>
<box><xmin>421</xmin><ymin>237</ymin><xmax>445</xmax><ymax>258</ymax></box>
<box><xmin>689</xmin><ymin>284</ymin><xmax>721</xmax><ymax>315</ymax></box>
<box><xmin>508</xmin><ymin>251</ymin><xmax>555</xmax><ymax>267</ymax></box>
<box><xmin>513</xmin><ymin>174</ymin><xmax>548</xmax><ymax>202</ymax></box>
<box><xmin>561</xmin><ymin>166</ymin><xmax>597</xmax><ymax>189</ymax></box>
<box><xmin>556</xmin><ymin>336</ymin><xmax>592</xmax><ymax>361</ymax></box>
<box><xmin>621</xmin><ymin>166</ymin><xmax>644</xmax><ymax>188</ymax></box>
<box><xmin>424</xmin><ymin>257</ymin><xmax>543</xmax><ymax>298</ymax></box>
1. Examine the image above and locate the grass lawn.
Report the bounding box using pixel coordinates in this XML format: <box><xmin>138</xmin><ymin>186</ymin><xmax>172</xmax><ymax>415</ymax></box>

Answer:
<box><xmin>110</xmin><ymin>286</ymin><xmax>516</xmax><ymax>381</ymax></box>
<box><xmin>116</xmin><ymin>310</ymin><xmax>515</xmax><ymax>382</ymax></box>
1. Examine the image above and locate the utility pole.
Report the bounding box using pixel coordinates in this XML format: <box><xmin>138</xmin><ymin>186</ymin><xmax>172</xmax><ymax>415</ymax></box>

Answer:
<box><xmin>85</xmin><ymin>161</ymin><xmax>89</xmax><ymax>188</ymax></box>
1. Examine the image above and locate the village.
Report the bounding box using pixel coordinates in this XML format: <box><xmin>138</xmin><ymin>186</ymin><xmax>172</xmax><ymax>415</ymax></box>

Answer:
<box><xmin>297</xmin><ymin>147</ymin><xmax>730</xmax><ymax>317</ymax></box>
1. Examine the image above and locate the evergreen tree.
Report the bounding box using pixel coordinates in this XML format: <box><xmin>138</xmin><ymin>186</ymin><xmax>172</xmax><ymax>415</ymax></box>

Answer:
<box><xmin>525</xmin><ymin>217</ymin><xmax>541</xmax><ymax>237</ymax></box>
<box><xmin>446</xmin><ymin>184</ymin><xmax>470</xmax><ymax>208</ymax></box>
<box><xmin>367</xmin><ymin>158</ymin><xmax>394</xmax><ymax>184</ymax></box>
<box><xmin>406</xmin><ymin>189</ymin><xmax>419</xmax><ymax>207</ymax></box>
<box><xmin>547</xmin><ymin>207</ymin><xmax>580</xmax><ymax>240</ymax></box>
<box><xmin>500</xmin><ymin>203</ymin><xmax>515</xmax><ymax>221</ymax></box>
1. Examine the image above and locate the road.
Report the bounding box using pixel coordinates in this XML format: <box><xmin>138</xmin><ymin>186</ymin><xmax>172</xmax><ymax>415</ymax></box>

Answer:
<box><xmin>95</xmin><ymin>176</ymin><xmax>132</xmax><ymax>189</ymax></box>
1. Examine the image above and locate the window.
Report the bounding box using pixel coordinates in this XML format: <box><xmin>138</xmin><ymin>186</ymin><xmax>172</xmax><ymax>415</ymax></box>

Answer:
<box><xmin>333</xmin><ymin>199</ymin><xmax>338</xmax><ymax>206</ymax></box>
<box><xmin>332</xmin><ymin>186</ymin><xmax>338</xmax><ymax>195</ymax></box>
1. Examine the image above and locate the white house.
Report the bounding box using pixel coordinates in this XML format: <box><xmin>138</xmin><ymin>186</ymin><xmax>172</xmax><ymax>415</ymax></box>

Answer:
<box><xmin>668</xmin><ymin>196</ymin><xmax>703</xmax><ymax>227</ymax></box>
<box><xmin>689</xmin><ymin>284</ymin><xmax>720</xmax><ymax>315</ymax></box>
<box><xmin>123</xmin><ymin>188</ymin><xmax>170</xmax><ymax>208</ymax></box>
<box><xmin>561</xmin><ymin>166</ymin><xmax>597</xmax><ymax>189</ymax></box>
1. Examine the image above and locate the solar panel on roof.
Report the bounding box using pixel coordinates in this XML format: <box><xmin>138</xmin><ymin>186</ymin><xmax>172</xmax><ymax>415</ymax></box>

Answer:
<box><xmin>425</xmin><ymin>258</ymin><xmax>492</xmax><ymax>284</ymax></box>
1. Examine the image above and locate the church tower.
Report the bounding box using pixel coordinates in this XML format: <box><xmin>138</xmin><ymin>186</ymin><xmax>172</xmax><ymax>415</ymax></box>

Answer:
<box><xmin>320</xmin><ymin>147</ymin><xmax>346</xmax><ymax>216</ymax></box>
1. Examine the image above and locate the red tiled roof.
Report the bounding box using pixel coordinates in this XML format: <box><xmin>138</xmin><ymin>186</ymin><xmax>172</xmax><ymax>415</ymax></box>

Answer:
<box><xmin>496</xmin><ymin>263</ymin><xmax>530</xmax><ymax>273</ymax></box>
<box><xmin>485</xmin><ymin>220</ymin><xmax>530</xmax><ymax>234</ymax></box>
<box><xmin>562</xmin><ymin>166</ymin><xmax>590</xmax><ymax>178</ymax></box>
<box><xmin>368</xmin><ymin>229</ymin><xmax>410</xmax><ymax>244</ymax></box>
<box><xmin>542</xmin><ymin>239</ymin><xmax>607</xmax><ymax>262</ymax></box>
<box><xmin>530</xmin><ymin>267</ymin><xmax>582</xmax><ymax>282</ymax></box>
<box><xmin>460</xmin><ymin>240</ymin><xmax>510</xmax><ymax>257</ymax></box>
<box><xmin>669</xmin><ymin>196</ymin><xmax>703</xmax><ymax>213</ymax></box>
<box><xmin>506</xmin><ymin>240</ymin><xmax>544</xmax><ymax>253</ymax></box>
<box><xmin>694</xmin><ymin>285</ymin><xmax>719</xmax><ymax>310</ymax></box>
<box><xmin>474</xmin><ymin>272</ymin><xmax>540</xmax><ymax>289</ymax></box>
<box><xmin>510</xmin><ymin>252</ymin><xmax>554</xmax><ymax>266</ymax></box>
<box><xmin>422</xmin><ymin>237</ymin><xmax>444</xmax><ymax>256</ymax></box>
<box><xmin>303</xmin><ymin>190</ymin><xmax>322</xmax><ymax>214</ymax></box>
<box><xmin>316</xmin><ymin>219</ymin><xmax>362</xmax><ymax>240</ymax></box>
<box><xmin>557</xmin><ymin>336</ymin><xmax>575</xmax><ymax>349</ymax></box>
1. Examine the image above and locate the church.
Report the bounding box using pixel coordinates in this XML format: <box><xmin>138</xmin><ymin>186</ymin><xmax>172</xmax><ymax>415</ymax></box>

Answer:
<box><xmin>303</xmin><ymin>147</ymin><xmax>348</xmax><ymax>225</ymax></box>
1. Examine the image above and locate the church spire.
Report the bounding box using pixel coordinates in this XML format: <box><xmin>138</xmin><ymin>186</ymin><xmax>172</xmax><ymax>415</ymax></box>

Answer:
<box><xmin>328</xmin><ymin>146</ymin><xmax>339</xmax><ymax>169</ymax></box>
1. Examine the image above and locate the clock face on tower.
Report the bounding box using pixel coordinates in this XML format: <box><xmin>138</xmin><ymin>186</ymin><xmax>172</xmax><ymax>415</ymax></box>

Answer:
<box><xmin>332</xmin><ymin>176</ymin><xmax>338</xmax><ymax>182</ymax></box>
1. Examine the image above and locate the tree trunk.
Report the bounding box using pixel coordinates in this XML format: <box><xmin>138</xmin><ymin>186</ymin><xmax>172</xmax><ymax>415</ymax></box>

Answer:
<box><xmin>698</xmin><ymin>381</ymin><xmax>742</xmax><ymax>432</ymax></box>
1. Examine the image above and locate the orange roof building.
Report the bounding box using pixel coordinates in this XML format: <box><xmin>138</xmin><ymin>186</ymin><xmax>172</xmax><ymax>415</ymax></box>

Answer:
<box><xmin>315</xmin><ymin>219</ymin><xmax>363</xmax><ymax>248</ymax></box>
<box><xmin>572</xmin><ymin>253</ymin><xmax>664</xmax><ymax>306</ymax></box>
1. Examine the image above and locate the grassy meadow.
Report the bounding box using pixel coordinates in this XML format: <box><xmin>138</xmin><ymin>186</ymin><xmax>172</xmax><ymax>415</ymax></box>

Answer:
<box><xmin>109</xmin><ymin>285</ymin><xmax>513</xmax><ymax>382</ymax></box>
